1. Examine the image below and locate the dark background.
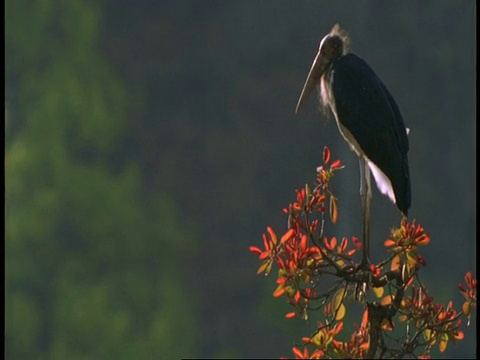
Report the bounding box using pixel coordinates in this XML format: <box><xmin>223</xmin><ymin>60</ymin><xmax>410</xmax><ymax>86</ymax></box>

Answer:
<box><xmin>6</xmin><ymin>1</ymin><xmax>476</xmax><ymax>358</ymax></box>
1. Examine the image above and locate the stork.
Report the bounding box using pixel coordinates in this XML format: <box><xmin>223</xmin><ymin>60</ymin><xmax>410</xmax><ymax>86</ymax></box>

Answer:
<box><xmin>295</xmin><ymin>24</ymin><xmax>411</xmax><ymax>267</ymax></box>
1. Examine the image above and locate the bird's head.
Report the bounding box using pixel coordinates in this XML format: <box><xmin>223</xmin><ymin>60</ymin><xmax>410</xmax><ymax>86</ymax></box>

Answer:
<box><xmin>295</xmin><ymin>24</ymin><xmax>350</xmax><ymax>114</ymax></box>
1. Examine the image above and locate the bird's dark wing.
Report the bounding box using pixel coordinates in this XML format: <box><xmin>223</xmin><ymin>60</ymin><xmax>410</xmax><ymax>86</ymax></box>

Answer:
<box><xmin>330</xmin><ymin>53</ymin><xmax>411</xmax><ymax>214</ymax></box>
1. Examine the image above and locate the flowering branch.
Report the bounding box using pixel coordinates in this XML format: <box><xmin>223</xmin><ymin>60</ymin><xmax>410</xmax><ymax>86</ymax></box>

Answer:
<box><xmin>250</xmin><ymin>146</ymin><xmax>476</xmax><ymax>359</ymax></box>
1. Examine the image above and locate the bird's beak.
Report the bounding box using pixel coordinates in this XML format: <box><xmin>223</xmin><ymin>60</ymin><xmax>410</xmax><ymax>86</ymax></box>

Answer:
<box><xmin>295</xmin><ymin>50</ymin><xmax>327</xmax><ymax>114</ymax></box>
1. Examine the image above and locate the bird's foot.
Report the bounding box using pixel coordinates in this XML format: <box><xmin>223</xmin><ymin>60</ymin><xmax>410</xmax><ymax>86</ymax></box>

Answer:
<box><xmin>356</xmin><ymin>257</ymin><xmax>372</xmax><ymax>272</ymax></box>
<box><xmin>352</xmin><ymin>259</ymin><xmax>374</xmax><ymax>301</ymax></box>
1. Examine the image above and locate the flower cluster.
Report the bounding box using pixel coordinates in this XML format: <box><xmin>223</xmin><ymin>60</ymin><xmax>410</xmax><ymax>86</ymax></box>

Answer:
<box><xmin>384</xmin><ymin>219</ymin><xmax>429</xmax><ymax>276</ymax></box>
<box><xmin>398</xmin><ymin>285</ymin><xmax>465</xmax><ymax>354</ymax></box>
<box><xmin>458</xmin><ymin>271</ymin><xmax>477</xmax><ymax>325</ymax></box>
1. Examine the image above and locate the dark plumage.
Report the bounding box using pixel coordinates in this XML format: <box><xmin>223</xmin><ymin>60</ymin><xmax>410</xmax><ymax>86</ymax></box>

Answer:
<box><xmin>329</xmin><ymin>53</ymin><xmax>411</xmax><ymax>215</ymax></box>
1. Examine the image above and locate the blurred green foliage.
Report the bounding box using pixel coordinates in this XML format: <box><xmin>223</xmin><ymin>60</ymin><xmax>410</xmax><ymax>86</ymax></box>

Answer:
<box><xmin>5</xmin><ymin>1</ymin><xmax>198</xmax><ymax>359</ymax></box>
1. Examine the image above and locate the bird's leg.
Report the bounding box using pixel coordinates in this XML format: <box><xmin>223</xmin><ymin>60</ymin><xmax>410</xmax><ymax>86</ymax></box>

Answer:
<box><xmin>358</xmin><ymin>157</ymin><xmax>372</xmax><ymax>269</ymax></box>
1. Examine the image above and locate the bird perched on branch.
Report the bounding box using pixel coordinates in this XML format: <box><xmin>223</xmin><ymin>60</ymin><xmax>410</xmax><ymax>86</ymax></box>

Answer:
<box><xmin>295</xmin><ymin>24</ymin><xmax>411</xmax><ymax>267</ymax></box>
